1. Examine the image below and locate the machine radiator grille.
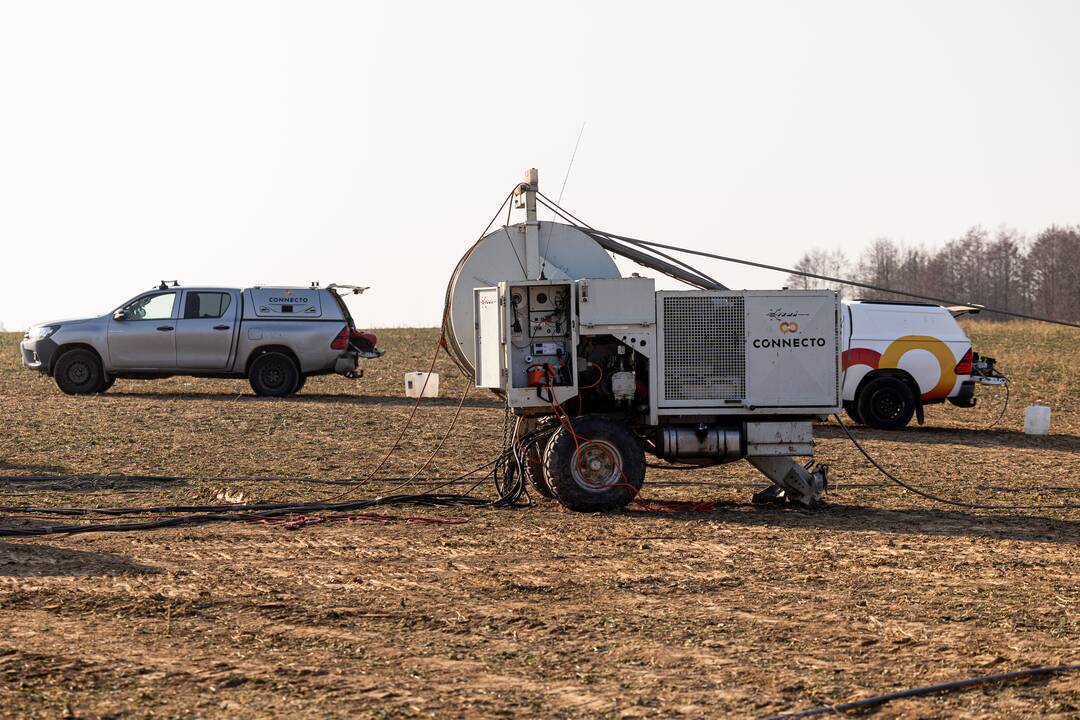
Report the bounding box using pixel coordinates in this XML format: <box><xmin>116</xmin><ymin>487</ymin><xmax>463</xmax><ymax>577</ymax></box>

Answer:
<box><xmin>661</xmin><ymin>294</ymin><xmax>745</xmax><ymax>402</ymax></box>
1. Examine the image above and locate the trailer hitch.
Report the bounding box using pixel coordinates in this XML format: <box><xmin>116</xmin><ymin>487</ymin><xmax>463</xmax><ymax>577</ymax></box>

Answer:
<box><xmin>748</xmin><ymin>457</ymin><xmax>828</xmax><ymax>508</ymax></box>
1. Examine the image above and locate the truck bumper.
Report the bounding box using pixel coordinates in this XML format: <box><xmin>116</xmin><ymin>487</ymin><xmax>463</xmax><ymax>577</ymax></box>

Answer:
<box><xmin>20</xmin><ymin>337</ymin><xmax>58</xmax><ymax>374</ymax></box>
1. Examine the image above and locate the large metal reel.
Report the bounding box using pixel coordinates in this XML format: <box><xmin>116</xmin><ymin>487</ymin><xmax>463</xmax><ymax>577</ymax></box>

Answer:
<box><xmin>443</xmin><ymin>221</ymin><xmax>620</xmax><ymax>377</ymax></box>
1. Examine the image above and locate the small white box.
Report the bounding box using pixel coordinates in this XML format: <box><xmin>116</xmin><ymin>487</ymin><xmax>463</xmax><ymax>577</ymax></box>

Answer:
<box><xmin>404</xmin><ymin>372</ymin><xmax>439</xmax><ymax>398</ymax></box>
<box><xmin>1024</xmin><ymin>405</ymin><xmax>1051</xmax><ymax>435</ymax></box>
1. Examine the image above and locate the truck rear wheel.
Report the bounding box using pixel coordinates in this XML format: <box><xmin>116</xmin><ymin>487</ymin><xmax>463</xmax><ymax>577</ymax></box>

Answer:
<box><xmin>542</xmin><ymin>415</ymin><xmax>644</xmax><ymax>512</ymax></box>
<box><xmin>53</xmin><ymin>349</ymin><xmax>106</xmax><ymax>395</ymax></box>
<box><xmin>857</xmin><ymin>375</ymin><xmax>915</xmax><ymax>430</ymax></box>
<box><xmin>249</xmin><ymin>352</ymin><xmax>299</xmax><ymax>397</ymax></box>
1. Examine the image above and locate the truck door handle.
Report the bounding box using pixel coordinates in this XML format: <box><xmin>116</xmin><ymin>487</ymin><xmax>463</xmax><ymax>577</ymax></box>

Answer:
<box><xmin>213</xmin><ymin>325</ymin><xmax>230</xmax><ymax>331</ymax></box>
<box><xmin>156</xmin><ymin>325</ymin><xmax>174</xmax><ymax>332</ymax></box>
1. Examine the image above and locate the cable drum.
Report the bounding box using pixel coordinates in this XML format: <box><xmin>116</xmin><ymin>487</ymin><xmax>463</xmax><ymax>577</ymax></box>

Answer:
<box><xmin>441</xmin><ymin>220</ymin><xmax>620</xmax><ymax>378</ymax></box>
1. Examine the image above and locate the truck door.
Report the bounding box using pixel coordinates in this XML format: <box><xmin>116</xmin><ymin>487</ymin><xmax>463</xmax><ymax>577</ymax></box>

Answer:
<box><xmin>108</xmin><ymin>291</ymin><xmax>179</xmax><ymax>369</ymax></box>
<box><xmin>176</xmin><ymin>290</ymin><xmax>239</xmax><ymax>369</ymax></box>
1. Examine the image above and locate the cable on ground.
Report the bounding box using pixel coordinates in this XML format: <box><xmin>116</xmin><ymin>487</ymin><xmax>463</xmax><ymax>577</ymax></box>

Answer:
<box><xmin>322</xmin><ymin>338</ymin><xmax>444</xmax><ymax>500</ymax></box>
<box><xmin>764</xmin><ymin>663</ymin><xmax>1080</xmax><ymax>719</ymax></box>
<box><xmin>835</xmin><ymin>414</ymin><xmax>1080</xmax><ymax>510</ymax></box>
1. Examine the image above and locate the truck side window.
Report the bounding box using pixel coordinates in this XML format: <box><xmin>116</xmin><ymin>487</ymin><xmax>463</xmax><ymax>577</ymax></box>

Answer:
<box><xmin>183</xmin><ymin>292</ymin><xmax>232</xmax><ymax>320</ymax></box>
<box><xmin>122</xmin><ymin>292</ymin><xmax>176</xmax><ymax>320</ymax></box>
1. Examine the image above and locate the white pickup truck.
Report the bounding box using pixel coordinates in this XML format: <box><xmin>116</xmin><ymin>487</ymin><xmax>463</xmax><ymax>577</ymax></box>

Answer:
<box><xmin>20</xmin><ymin>282</ymin><xmax>382</xmax><ymax>397</ymax></box>
<box><xmin>841</xmin><ymin>300</ymin><xmax>1005</xmax><ymax>429</ymax></box>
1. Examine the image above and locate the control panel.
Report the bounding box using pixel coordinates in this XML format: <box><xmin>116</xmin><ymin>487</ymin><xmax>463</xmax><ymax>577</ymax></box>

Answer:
<box><xmin>509</xmin><ymin>282</ymin><xmax>573</xmax><ymax>391</ymax></box>
<box><xmin>474</xmin><ymin>280</ymin><xmax>579</xmax><ymax>410</ymax></box>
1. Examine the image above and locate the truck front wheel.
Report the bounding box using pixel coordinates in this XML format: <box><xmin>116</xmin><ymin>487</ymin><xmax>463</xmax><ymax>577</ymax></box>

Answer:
<box><xmin>249</xmin><ymin>352</ymin><xmax>299</xmax><ymax>397</ymax></box>
<box><xmin>53</xmin><ymin>349</ymin><xmax>106</xmax><ymax>395</ymax></box>
<box><xmin>542</xmin><ymin>415</ymin><xmax>644</xmax><ymax>512</ymax></box>
<box><xmin>857</xmin><ymin>376</ymin><xmax>916</xmax><ymax>430</ymax></box>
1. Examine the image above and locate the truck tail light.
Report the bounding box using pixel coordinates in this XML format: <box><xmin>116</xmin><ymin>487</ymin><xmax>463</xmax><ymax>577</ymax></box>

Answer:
<box><xmin>954</xmin><ymin>348</ymin><xmax>973</xmax><ymax>375</ymax></box>
<box><xmin>330</xmin><ymin>326</ymin><xmax>349</xmax><ymax>350</ymax></box>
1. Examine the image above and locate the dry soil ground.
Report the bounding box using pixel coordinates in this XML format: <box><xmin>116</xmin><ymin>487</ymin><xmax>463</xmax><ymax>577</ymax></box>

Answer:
<box><xmin>0</xmin><ymin>322</ymin><xmax>1077</xmax><ymax>719</ymax></box>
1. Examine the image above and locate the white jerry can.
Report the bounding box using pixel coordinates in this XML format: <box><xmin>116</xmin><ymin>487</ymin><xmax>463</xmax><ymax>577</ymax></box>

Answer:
<box><xmin>404</xmin><ymin>371</ymin><xmax>440</xmax><ymax>399</ymax></box>
<box><xmin>1024</xmin><ymin>405</ymin><xmax>1051</xmax><ymax>435</ymax></box>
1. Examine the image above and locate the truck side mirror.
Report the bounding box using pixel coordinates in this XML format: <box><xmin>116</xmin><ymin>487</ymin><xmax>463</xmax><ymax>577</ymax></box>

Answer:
<box><xmin>113</xmin><ymin>310</ymin><xmax>127</xmax><ymax>321</ymax></box>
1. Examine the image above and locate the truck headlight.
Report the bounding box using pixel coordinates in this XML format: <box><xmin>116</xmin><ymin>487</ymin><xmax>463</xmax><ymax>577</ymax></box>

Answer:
<box><xmin>27</xmin><ymin>325</ymin><xmax>60</xmax><ymax>341</ymax></box>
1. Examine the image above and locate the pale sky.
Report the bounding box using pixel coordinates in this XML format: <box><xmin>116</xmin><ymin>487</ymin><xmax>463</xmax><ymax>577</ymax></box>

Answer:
<box><xmin>2</xmin><ymin>1</ymin><xmax>1078</xmax><ymax>331</ymax></box>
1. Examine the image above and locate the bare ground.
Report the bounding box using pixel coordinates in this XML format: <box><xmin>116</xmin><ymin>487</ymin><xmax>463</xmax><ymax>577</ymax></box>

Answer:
<box><xmin>0</xmin><ymin>322</ymin><xmax>1077</xmax><ymax>719</ymax></box>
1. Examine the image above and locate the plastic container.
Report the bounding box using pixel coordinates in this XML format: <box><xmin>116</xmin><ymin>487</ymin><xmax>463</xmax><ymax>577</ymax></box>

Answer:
<box><xmin>1023</xmin><ymin>405</ymin><xmax>1051</xmax><ymax>435</ymax></box>
<box><xmin>404</xmin><ymin>371</ymin><xmax>440</xmax><ymax>399</ymax></box>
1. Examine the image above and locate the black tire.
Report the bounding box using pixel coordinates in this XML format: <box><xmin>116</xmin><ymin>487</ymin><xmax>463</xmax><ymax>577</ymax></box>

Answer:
<box><xmin>292</xmin><ymin>374</ymin><xmax>307</xmax><ymax>395</ymax></box>
<box><xmin>249</xmin><ymin>352</ymin><xmax>299</xmax><ymax>397</ymax></box>
<box><xmin>857</xmin><ymin>375</ymin><xmax>916</xmax><ymax>430</ymax></box>
<box><xmin>542</xmin><ymin>415</ymin><xmax>645</xmax><ymax>512</ymax></box>
<box><xmin>522</xmin><ymin>433</ymin><xmax>555</xmax><ymax>499</ymax></box>
<box><xmin>53</xmin><ymin>349</ymin><xmax>106</xmax><ymax>395</ymax></box>
<box><xmin>843</xmin><ymin>400</ymin><xmax>862</xmax><ymax>425</ymax></box>
<box><xmin>99</xmin><ymin>376</ymin><xmax>116</xmax><ymax>393</ymax></box>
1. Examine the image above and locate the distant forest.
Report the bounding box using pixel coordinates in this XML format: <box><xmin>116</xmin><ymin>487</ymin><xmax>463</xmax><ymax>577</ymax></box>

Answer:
<box><xmin>785</xmin><ymin>225</ymin><xmax>1080</xmax><ymax>322</ymax></box>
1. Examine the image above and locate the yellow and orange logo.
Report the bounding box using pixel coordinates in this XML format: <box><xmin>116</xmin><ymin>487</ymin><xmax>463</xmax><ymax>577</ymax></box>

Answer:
<box><xmin>842</xmin><ymin>335</ymin><xmax>958</xmax><ymax>401</ymax></box>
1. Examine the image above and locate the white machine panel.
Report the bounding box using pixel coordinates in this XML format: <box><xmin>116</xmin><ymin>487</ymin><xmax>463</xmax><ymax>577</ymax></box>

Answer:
<box><xmin>578</xmin><ymin>277</ymin><xmax>656</xmax><ymax>328</ymax></box>
<box><xmin>474</xmin><ymin>287</ymin><xmax>503</xmax><ymax>389</ymax></box>
<box><xmin>744</xmin><ymin>291</ymin><xmax>840</xmax><ymax>409</ymax></box>
<box><xmin>656</xmin><ymin>289</ymin><xmax>839</xmax><ymax>413</ymax></box>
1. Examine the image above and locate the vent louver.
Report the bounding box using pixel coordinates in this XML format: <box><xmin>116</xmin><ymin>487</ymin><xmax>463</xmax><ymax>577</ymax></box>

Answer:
<box><xmin>661</xmin><ymin>294</ymin><xmax>745</xmax><ymax>403</ymax></box>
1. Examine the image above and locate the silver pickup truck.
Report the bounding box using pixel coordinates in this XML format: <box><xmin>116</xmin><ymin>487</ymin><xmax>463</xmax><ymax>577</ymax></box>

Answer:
<box><xmin>20</xmin><ymin>282</ymin><xmax>382</xmax><ymax>396</ymax></box>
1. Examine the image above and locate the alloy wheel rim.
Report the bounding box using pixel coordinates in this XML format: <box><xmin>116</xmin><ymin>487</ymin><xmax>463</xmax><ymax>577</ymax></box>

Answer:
<box><xmin>570</xmin><ymin>439</ymin><xmax>621</xmax><ymax>493</ymax></box>
<box><xmin>872</xmin><ymin>389</ymin><xmax>904</xmax><ymax>421</ymax></box>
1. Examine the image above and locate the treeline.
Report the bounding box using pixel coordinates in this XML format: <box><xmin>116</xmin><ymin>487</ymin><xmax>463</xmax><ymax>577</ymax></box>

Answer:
<box><xmin>785</xmin><ymin>225</ymin><xmax>1080</xmax><ymax>322</ymax></box>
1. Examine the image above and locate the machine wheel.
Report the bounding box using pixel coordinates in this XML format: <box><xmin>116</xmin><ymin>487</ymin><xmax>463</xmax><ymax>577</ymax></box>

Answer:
<box><xmin>842</xmin><ymin>400</ymin><xmax>862</xmax><ymax>424</ymax></box>
<box><xmin>542</xmin><ymin>415</ymin><xmax>645</xmax><ymax>512</ymax></box>
<box><xmin>522</xmin><ymin>433</ymin><xmax>555</xmax><ymax>499</ymax></box>
<box><xmin>249</xmin><ymin>352</ymin><xmax>299</xmax><ymax>397</ymax></box>
<box><xmin>857</xmin><ymin>376</ymin><xmax>915</xmax><ymax>430</ymax></box>
<box><xmin>292</xmin><ymin>374</ymin><xmax>307</xmax><ymax>395</ymax></box>
<box><xmin>53</xmin><ymin>349</ymin><xmax>106</xmax><ymax>395</ymax></box>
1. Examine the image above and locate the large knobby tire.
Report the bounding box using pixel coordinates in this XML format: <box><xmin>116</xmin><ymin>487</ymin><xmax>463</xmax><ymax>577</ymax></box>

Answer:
<box><xmin>53</xmin><ymin>349</ymin><xmax>106</xmax><ymax>395</ymax></box>
<box><xmin>249</xmin><ymin>352</ymin><xmax>299</xmax><ymax>397</ymax></box>
<box><xmin>857</xmin><ymin>375</ymin><xmax>916</xmax><ymax>430</ymax></box>
<box><xmin>542</xmin><ymin>415</ymin><xmax>645</xmax><ymax>512</ymax></box>
<box><xmin>522</xmin><ymin>433</ymin><xmax>555</xmax><ymax>499</ymax></box>
<box><xmin>843</xmin><ymin>399</ymin><xmax>862</xmax><ymax>425</ymax></box>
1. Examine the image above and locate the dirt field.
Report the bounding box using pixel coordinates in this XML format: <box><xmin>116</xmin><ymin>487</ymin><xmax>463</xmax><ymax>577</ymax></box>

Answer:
<box><xmin>0</xmin><ymin>321</ymin><xmax>1077</xmax><ymax>719</ymax></box>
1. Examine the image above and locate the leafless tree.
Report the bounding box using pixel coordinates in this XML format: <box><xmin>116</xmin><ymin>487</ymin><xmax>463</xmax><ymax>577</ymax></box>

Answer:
<box><xmin>787</xmin><ymin>224</ymin><xmax>1080</xmax><ymax>323</ymax></box>
<box><xmin>785</xmin><ymin>248</ymin><xmax>851</xmax><ymax>297</ymax></box>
